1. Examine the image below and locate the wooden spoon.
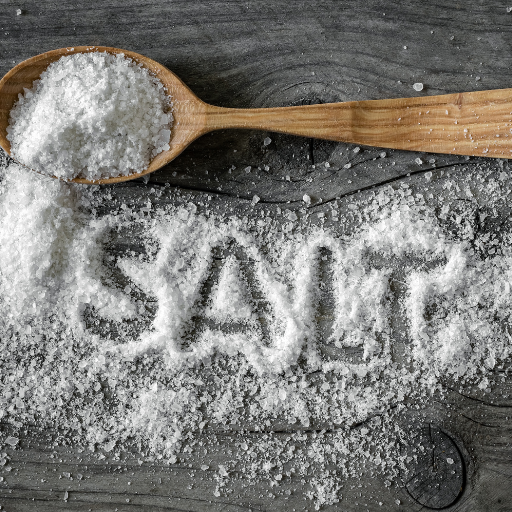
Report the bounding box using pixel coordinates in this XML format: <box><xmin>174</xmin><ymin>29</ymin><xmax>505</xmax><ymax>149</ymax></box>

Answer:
<box><xmin>1</xmin><ymin>46</ymin><xmax>512</xmax><ymax>185</ymax></box>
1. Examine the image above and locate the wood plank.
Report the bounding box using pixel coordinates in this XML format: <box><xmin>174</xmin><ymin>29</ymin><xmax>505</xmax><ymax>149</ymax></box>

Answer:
<box><xmin>1</xmin><ymin>0</ymin><xmax>512</xmax><ymax>510</ymax></box>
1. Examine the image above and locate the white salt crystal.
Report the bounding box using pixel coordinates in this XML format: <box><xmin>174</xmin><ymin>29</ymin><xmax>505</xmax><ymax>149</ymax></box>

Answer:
<box><xmin>252</xmin><ymin>195</ymin><xmax>260</xmax><ymax>205</ymax></box>
<box><xmin>103</xmin><ymin>440</ymin><xmax>116</xmax><ymax>452</ymax></box>
<box><xmin>413</xmin><ymin>82</ymin><xmax>424</xmax><ymax>92</ymax></box>
<box><xmin>415</xmin><ymin>157</ymin><xmax>423</xmax><ymax>165</ymax></box>
<box><xmin>206</xmin><ymin>256</ymin><xmax>254</xmax><ymax>323</ymax></box>
<box><xmin>5</xmin><ymin>436</ymin><xmax>18</xmax><ymax>447</ymax></box>
<box><xmin>16</xmin><ymin>8</ymin><xmax>21</xmax><ymax>15</ymax></box>
<box><xmin>303</xmin><ymin>194</ymin><xmax>311</xmax><ymax>205</ymax></box>
<box><xmin>7</xmin><ymin>52</ymin><xmax>172</xmax><ymax>181</ymax></box>
<box><xmin>447</xmin><ymin>457</ymin><xmax>454</xmax><ymax>464</ymax></box>
<box><xmin>263</xmin><ymin>137</ymin><xmax>272</xmax><ymax>146</ymax></box>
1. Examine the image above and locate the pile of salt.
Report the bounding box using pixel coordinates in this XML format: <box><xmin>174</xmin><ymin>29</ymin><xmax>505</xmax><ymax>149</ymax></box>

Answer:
<box><xmin>7</xmin><ymin>52</ymin><xmax>172</xmax><ymax>181</ymax></box>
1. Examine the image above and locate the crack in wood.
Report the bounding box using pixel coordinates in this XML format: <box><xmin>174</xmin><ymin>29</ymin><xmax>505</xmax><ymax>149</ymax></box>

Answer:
<box><xmin>460</xmin><ymin>413</ymin><xmax>499</xmax><ymax>429</ymax></box>
<box><xmin>309</xmin><ymin>161</ymin><xmax>475</xmax><ymax>208</ymax></box>
<box><xmin>444</xmin><ymin>385</ymin><xmax>512</xmax><ymax>409</ymax></box>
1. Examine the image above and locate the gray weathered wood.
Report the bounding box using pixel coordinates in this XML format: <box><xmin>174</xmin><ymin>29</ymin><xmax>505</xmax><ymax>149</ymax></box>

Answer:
<box><xmin>1</xmin><ymin>0</ymin><xmax>512</xmax><ymax>510</ymax></box>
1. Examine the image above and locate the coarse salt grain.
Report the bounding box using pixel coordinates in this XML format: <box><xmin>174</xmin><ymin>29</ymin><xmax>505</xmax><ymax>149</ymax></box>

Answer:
<box><xmin>7</xmin><ymin>52</ymin><xmax>172</xmax><ymax>181</ymax></box>
<box><xmin>0</xmin><ymin>153</ymin><xmax>511</xmax><ymax>509</ymax></box>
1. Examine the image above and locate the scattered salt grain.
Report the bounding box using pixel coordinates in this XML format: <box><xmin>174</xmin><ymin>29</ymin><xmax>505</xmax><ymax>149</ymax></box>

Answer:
<box><xmin>0</xmin><ymin>152</ymin><xmax>511</xmax><ymax>509</ymax></box>
<box><xmin>7</xmin><ymin>52</ymin><xmax>172</xmax><ymax>181</ymax></box>
<box><xmin>16</xmin><ymin>9</ymin><xmax>21</xmax><ymax>15</ymax></box>
<box><xmin>4</xmin><ymin>437</ymin><xmax>18</xmax><ymax>447</ymax></box>
<box><xmin>263</xmin><ymin>137</ymin><xmax>272</xmax><ymax>146</ymax></box>
<box><xmin>413</xmin><ymin>82</ymin><xmax>424</xmax><ymax>92</ymax></box>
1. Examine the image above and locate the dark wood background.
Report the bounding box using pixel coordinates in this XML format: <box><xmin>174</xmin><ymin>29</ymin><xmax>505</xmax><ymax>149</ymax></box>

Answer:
<box><xmin>1</xmin><ymin>0</ymin><xmax>512</xmax><ymax>510</ymax></box>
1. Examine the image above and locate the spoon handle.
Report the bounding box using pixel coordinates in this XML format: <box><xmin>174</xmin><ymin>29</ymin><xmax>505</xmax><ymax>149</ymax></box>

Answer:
<box><xmin>204</xmin><ymin>89</ymin><xmax>512</xmax><ymax>159</ymax></box>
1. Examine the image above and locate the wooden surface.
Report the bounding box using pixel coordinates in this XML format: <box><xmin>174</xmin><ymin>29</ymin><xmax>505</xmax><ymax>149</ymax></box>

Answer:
<box><xmin>1</xmin><ymin>1</ymin><xmax>512</xmax><ymax>510</ymax></box>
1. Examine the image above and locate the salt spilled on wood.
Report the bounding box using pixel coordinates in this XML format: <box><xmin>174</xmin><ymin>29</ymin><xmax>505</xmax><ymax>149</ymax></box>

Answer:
<box><xmin>0</xmin><ymin>153</ymin><xmax>510</xmax><ymax>509</ymax></box>
<box><xmin>7</xmin><ymin>52</ymin><xmax>172</xmax><ymax>181</ymax></box>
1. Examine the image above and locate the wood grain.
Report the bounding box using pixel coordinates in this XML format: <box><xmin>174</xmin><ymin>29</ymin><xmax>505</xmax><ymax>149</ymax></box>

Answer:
<box><xmin>405</xmin><ymin>425</ymin><xmax>465</xmax><ymax>508</ymax></box>
<box><xmin>206</xmin><ymin>89</ymin><xmax>512</xmax><ymax>159</ymax></box>
<box><xmin>1</xmin><ymin>0</ymin><xmax>512</xmax><ymax>511</ymax></box>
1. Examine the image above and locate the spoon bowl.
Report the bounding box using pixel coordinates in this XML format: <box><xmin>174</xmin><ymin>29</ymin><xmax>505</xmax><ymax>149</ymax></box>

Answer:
<box><xmin>2</xmin><ymin>46</ymin><xmax>512</xmax><ymax>184</ymax></box>
<box><xmin>0</xmin><ymin>46</ymin><xmax>210</xmax><ymax>184</ymax></box>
